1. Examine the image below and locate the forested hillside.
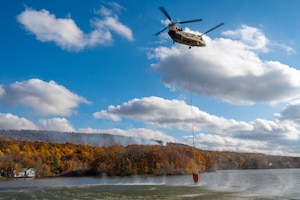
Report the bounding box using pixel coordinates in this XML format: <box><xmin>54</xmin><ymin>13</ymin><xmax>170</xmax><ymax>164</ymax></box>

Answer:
<box><xmin>1</xmin><ymin>139</ymin><xmax>299</xmax><ymax>178</ymax></box>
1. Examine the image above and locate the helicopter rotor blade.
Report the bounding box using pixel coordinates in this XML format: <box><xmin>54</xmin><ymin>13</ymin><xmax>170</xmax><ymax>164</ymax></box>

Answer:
<box><xmin>202</xmin><ymin>22</ymin><xmax>224</xmax><ymax>35</ymax></box>
<box><xmin>178</xmin><ymin>18</ymin><xmax>202</xmax><ymax>24</ymax></box>
<box><xmin>155</xmin><ymin>26</ymin><xmax>168</xmax><ymax>36</ymax></box>
<box><xmin>159</xmin><ymin>6</ymin><xmax>173</xmax><ymax>22</ymax></box>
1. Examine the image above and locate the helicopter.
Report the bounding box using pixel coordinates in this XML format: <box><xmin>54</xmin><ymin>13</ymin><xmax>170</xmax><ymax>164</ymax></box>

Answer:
<box><xmin>155</xmin><ymin>7</ymin><xmax>224</xmax><ymax>47</ymax></box>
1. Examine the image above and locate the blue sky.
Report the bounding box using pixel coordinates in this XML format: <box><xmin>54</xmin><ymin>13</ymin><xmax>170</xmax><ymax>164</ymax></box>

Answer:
<box><xmin>1</xmin><ymin>0</ymin><xmax>300</xmax><ymax>156</ymax></box>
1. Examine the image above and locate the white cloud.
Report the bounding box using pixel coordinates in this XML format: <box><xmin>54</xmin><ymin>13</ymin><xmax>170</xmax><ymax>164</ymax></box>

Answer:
<box><xmin>79</xmin><ymin>127</ymin><xmax>176</xmax><ymax>142</ymax></box>
<box><xmin>0</xmin><ymin>85</ymin><xmax>5</xmax><ymax>97</ymax></box>
<box><xmin>17</xmin><ymin>8</ymin><xmax>86</xmax><ymax>51</ymax></box>
<box><xmin>96</xmin><ymin>5</ymin><xmax>113</xmax><ymax>16</ymax></box>
<box><xmin>0</xmin><ymin>113</ymin><xmax>38</xmax><ymax>130</ymax></box>
<box><xmin>270</xmin><ymin>42</ymin><xmax>297</xmax><ymax>55</ymax></box>
<box><xmin>275</xmin><ymin>99</ymin><xmax>300</xmax><ymax>124</ymax></box>
<box><xmin>222</xmin><ymin>25</ymin><xmax>269</xmax><ymax>52</ymax></box>
<box><xmin>184</xmin><ymin>133</ymin><xmax>268</xmax><ymax>153</ymax></box>
<box><xmin>93</xmin><ymin>97</ymin><xmax>299</xmax><ymax>142</ymax></box>
<box><xmin>39</xmin><ymin>118</ymin><xmax>75</xmax><ymax>132</ymax></box>
<box><xmin>93</xmin><ymin>96</ymin><xmax>201</xmax><ymax>129</ymax></box>
<box><xmin>185</xmin><ymin>130</ymin><xmax>300</xmax><ymax>156</ymax></box>
<box><xmin>94</xmin><ymin>96</ymin><xmax>252</xmax><ymax>132</ymax></box>
<box><xmin>92</xmin><ymin>16</ymin><xmax>133</xmax><ymax>41</ymax></box>
<box><xmin>17</xmin><ymin>4</ymin><xmax>133</xmax><ymax>51</ymax></box>
<box><xmin>247</xmin><ymin>119</ymin><xmax>299</xmax><ymax>141</ymax></box>
<box><xmin>0</xmin><ymin>113</ymin><xmax>75</xmax><ymax>132</ymax></box>
<box><xmin>93</xmin><ymin>96</ymin><xmax>300</xmax><ymax>155</ymax></box>
<box><xmin>0</xmin><ymin>79</ymin><xmax>90</xmax><ymax>116</ymax></box>
<box><xmin>149</xmin><ymin>25</ymin><xmax>300</xmax><ymax>105</ymax></box>
<box><xmin>108</xmin><ymin>2</ymin><xmax>125</xmax><ymax>13</ymax></box>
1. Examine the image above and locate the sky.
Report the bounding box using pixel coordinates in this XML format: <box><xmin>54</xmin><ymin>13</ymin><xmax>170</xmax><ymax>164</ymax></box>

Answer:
<box><xmin>1</xmin><ymin>0</ymin><xmax>300</xmax><ymax>156</ymax></box>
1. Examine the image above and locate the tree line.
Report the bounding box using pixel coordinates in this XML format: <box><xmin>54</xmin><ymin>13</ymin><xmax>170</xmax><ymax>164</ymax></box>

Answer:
<box><xmin>0</xmin><ymin>140</ymin><xmax>299</xmax><ymax>177</ymax></box>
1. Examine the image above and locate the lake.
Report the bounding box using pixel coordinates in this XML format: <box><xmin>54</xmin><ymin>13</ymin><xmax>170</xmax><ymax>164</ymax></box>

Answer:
<box><xmin>0</xmin><ymin>169</ymin><xmax>299</xmax><ymax>199</ymax></box>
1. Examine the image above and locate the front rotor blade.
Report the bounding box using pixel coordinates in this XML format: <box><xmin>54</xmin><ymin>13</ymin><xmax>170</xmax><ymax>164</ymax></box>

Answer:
<box><xmin>159</xmin><ymin>7</ymin><xmax>172</xmax><ymax>22</ymax></box>
<box><xmin>178</xmin><ymin>19</ymin><xmax>202</xmax><ymax>24</ymax></box>
<box><xmin>155</xmin><ymin>26</ymin><xmax>168</xmax><ymax>36</ymax></box>
<box><xmin>202</xmin><ymin>22</ymin><xmax>224</xmax><ymax>35</ymax></box>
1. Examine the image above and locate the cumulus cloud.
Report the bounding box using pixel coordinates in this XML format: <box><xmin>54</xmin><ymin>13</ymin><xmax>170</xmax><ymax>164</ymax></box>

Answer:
<box><xmin>0</xmin><ymin>79</ymin><xmax>90</xmax><ymax>116</ymax></box>
<box><xmin>93</xmin><ymin>97</ymin><xmax>300</xmax><ymax>142</ymax></box>
<box><xmin>243</xmin><ymin>118</ymin><xmax>299</xmax><ymax>141</ymax></box>
<box><xmin>0</xmin><ymin>113</ymin><xmax>38</xmax><ymax>130</ymax></box>
<box><xmin>148</xmin><ymin>25</ymin><xmax>300</xmax><ymax>105</ymax></box>
<box><xmin>92</xmin><ymin>5</ymin><xmax>133</xmax><ymax>41</ymax></box>
<box><xmin>0</xmin><ymin>85</ymin><xmax>5</xmax><ymax>97</ymax></box>
<box><xmin>94</xmin><ymin>96</ymin><xmax>194</xmax><ymax>128</ymax></box>
<box><xmin>79</xmin><ymin>127</ymin><xmax>176</xmax><ymax>142</ymax></box>
<box><xmin>94</xmin><ymin>96</ymin><xmax>252</xmax><ymax>132</ymax></box>
<box><xmin>222</xmin><ymin>25</ymin><xmax>269</xmax><ymax>52</ymax></box>
<box><xmin>17</xmin><ymin>3</ymin><xmax>133</xmax><ymax>51</ymax></box>
<box><xmin>0</xmin><ymin>113</ymin><xmax>76</xmax><ymax>132</ymax></box>
<box><xmin>275</xmin><ymin>99</ymin><xmax>300</xmax><ymax>124</ymax></box>
<box><xmin>183</xmin><ymin>133</ymin><xmax>268</xmax><ymax>153</ymax></box>
<box><xmin>184</xmin><ymin>129</ymin><xmax>300</xmax><ymax>156</ymax></box>
<box><xmin>39</xmin><ymin>118</ymin><xmax>75</xmax><ymax>132</ymax></box>
<box><xmin>94</xmin><ymin>96</ymin><xmax>300</xmax><ymax>155</ymax></box>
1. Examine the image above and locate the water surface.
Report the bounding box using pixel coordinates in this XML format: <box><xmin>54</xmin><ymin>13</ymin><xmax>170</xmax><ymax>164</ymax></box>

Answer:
<box><xmin>0</xmin><ymin>169</ymin><xmax>299</xmax><ymax>199</ymax></box>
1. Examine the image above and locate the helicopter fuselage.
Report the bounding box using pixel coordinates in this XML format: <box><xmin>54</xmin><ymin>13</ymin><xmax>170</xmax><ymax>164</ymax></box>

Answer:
<box><xmin>168</xmin><ymin>24</ymin><xmax>206</xmax><ymax>47</ymax></box>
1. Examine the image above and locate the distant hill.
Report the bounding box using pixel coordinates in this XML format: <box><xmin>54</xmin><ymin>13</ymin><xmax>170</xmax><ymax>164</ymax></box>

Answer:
<box><xmin>0</xmin><ymin>130</ymin><xmax>300</xmax><ymax>178</ymax></box>
<box><xmin>0</xmin><ymin>130</ymin><xmax>162</xmax><ymax>146</ymax></box>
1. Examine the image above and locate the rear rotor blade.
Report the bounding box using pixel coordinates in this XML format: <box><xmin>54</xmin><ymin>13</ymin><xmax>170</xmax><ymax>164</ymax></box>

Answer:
<box><xmin>202</xmin><ymin>22</ymin><xmax>224</xmax><ymax>35</ymax></box>
<box><xmin>178</xmin><ymin>19</ymin><xmax>202</xmax><ymax>24</ymax></box>
<box><xmin>159</xmin><ymin>7</ymin><xmax>173</xmax><ymax>22</ymax></box>
<box><xmin>155</xmin><ymin>26</ymin><xmax>168</xmax><ymax>36</ymax></box>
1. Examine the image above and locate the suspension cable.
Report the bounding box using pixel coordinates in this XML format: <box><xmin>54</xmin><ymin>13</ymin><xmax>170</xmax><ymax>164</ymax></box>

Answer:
<box><xmin>187</xmin><ymin>48</ymin><xmax>195</xmax><ymax>148</ymax></box>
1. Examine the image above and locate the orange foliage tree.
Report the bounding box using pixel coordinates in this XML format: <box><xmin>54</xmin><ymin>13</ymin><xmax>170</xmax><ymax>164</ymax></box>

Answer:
<box><xmin>1</xmin><ymin>139</ymin><xmax>300</xmax><ymax>178</ymax></box>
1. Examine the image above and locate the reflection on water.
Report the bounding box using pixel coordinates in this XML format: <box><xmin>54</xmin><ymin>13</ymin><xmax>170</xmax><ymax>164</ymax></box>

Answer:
<box><xmin>0</xmin><ymin>185</ymin><xmax>237</xmax><ymax>200</ymax></box>
<box><xmin>0</xmin><ymin>169</ymin><xmax>300</xmax><ymax>200</ymax></box>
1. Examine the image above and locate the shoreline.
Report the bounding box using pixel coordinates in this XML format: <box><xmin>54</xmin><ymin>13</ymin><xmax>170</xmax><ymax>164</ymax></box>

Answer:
<box><xmin>2</xmin><ymin>168</ymin><xmax>300</xmax><ymax>181</ymax></box>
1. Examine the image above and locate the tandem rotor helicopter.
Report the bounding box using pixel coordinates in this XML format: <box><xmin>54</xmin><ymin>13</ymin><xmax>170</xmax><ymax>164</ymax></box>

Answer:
<box><xmin>155</xmin><ymin>7</ymin><xmax>224</xmax><ymax>47</ymax></box>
